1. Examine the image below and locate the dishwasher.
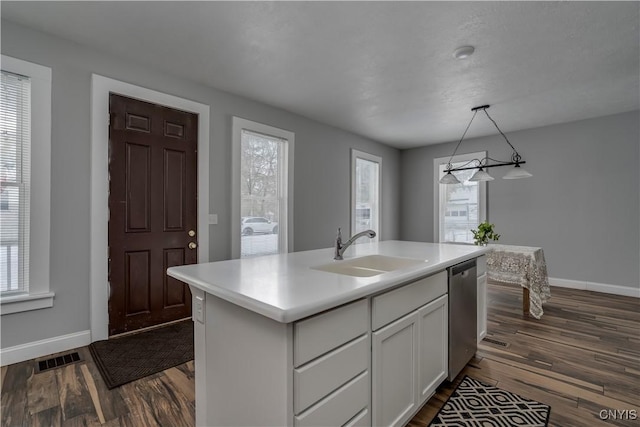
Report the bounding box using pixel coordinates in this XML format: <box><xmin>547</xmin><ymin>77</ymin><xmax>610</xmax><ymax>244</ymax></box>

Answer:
<box><xmin>447</xmin><ymin>258</ymin><xmax>477</xmax><ymax>381</ymax></box>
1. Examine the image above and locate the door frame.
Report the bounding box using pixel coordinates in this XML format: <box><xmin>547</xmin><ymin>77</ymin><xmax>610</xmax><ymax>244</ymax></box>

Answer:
<box><xmin>90</xmin><ymin>74</ymin><xmax>210</xmax><ymax>342</ymax></box>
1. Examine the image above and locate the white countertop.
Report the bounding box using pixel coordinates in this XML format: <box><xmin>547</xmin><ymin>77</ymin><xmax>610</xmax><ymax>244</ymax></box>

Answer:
<box><xmin>167</xmin><ymin>240</ymin><xmax>488</xmax><ymax>323</ymax></box>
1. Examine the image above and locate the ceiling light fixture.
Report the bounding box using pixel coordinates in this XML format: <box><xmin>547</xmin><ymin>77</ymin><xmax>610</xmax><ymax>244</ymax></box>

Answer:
<box><xmin>439</xmin><ymin>105</ymin><xmax>532</xmax><ymax>184</ymax></box>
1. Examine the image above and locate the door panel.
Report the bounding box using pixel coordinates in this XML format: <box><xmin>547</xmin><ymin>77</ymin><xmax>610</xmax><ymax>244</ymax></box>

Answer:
<box><xmin>164</xmin><ymin>248</ymin><xmax>187</xmax><ymax>307</ymax></box>
<box><xmin>125</xmin><ymin>142</ymin><xmax>151</xmax><ymax>232</ymax></box>
<box><xmin>125</xmin><ymin>250</ymin><xmax>151</xmax><ymax>315</ymax></box>
<box><xmin>109</xmin><ymin>93</ymin><xmax>198</xmax><ymax>336</ymax></box>
<box><xmin>163</xmin><ymin>149</ymin><xmax>186</xmax><ymax>231</ymax></box>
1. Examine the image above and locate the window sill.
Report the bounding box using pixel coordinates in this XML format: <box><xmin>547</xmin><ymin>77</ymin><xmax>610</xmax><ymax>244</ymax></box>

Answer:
<box><xmin>0</xmin><ymin>292</ymin><xmax>55</xmax><ymax>315</ymax></box>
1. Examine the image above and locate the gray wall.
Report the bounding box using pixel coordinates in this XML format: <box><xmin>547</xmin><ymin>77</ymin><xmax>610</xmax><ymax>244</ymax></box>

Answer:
<box><xmin>401</xmin><ymin>111</ymin><xmax>640</xmax><ymax>289</ymax></box>
<box><xmin>0</xmin><ymin>20</ymin><xmax>401</xmax><ymax>349</ymax></box>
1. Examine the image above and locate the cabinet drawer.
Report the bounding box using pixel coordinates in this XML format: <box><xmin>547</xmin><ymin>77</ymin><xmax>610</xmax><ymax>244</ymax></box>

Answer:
<box><xmin>477</xmin><ymin>255</ymin><xmax>486</xmax><ymax>276</ymax></box>
<box><xmin>344</xmin><ymin>408</ymin><xmax>370</xmax><ymax>427</ymax></box>
<box><xmin>294</xmin><ymin>299</ymin><xmax>368</xmax><ymax>367</ymax></box>
<box><xmin>294</xmin><ymin>334</ymin><xmax>368</xmax><ymax>414</ymax></box>
<box><xmin>295</xmin><ymin>371</ymin><xmax>369</xmax><ymax>427</ymax></box>
<box><xmin>372</xmin><ymin>271</ymin><xmax>447</xmax><ymax>331</ymax></box>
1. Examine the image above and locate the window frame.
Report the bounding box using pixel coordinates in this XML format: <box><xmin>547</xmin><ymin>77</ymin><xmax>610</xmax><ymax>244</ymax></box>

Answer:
<box><xmin>351</xmin><ymin>149</ymin><xmax>382</xmax><ymax>241</ymax></box>
<box><xmin>0</xmin><ymin>55</ymin><xmax>53</xmax><ymax>315</ymax></box>
<box><xmin>231</xmin><ymin>117</ymin><xmax>294</xmax><ymax>259</ymax></box>
<box><xmin>433</xmin><ymin>151</ymin><xmax>487</xmax><ymax>244</ymax></box>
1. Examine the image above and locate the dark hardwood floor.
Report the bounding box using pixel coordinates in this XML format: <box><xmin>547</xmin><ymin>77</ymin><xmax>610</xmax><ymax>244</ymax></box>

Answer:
<box><xmin>410</xmin><ymin>282</ymin><xmax>640</xmax><ymax>427</ymax></box>
<box><xmin>2</xmin><ymin>282</ymin><xmax>638</xmax><ymax>426</ymax></box>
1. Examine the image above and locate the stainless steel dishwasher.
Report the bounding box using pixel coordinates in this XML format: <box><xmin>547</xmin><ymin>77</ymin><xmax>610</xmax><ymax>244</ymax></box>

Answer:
<box><xmin>447</xmin><ymin>258</ymin><xmax>477</xmax><ymax>381</ymax></box>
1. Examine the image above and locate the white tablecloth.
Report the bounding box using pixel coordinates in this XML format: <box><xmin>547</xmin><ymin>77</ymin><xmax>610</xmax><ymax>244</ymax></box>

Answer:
<box><xmin>486</xmin><ymin>244</ymin><xmax>551</xmax><ymax>319</ymax></box>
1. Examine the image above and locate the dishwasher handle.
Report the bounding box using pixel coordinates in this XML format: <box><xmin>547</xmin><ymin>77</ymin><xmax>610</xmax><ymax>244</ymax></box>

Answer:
<box><xmin>449</xmin><ymin>258</ymin><xmax>477</xmax><ymax>276</ymax></box>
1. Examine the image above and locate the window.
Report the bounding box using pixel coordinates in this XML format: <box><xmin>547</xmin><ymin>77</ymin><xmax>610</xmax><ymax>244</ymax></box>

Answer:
<box><xmin>0</xmin><ymin>55</ymin><xmax>53</xmax><ymax>315</ymax></box>
<box><xmin>434</xmin><ymin>152</ymin><xmax>486</xmax><ymax>244</ymax></box>
<box><xmin>232</xmin><ymin>118</ymin><xmax>294</xmax><ymax>259</ymax></box>
<box><xmin>351</xmin><ymin>149</ymin><xmax>381</xmax><ymax>241</ymax></box>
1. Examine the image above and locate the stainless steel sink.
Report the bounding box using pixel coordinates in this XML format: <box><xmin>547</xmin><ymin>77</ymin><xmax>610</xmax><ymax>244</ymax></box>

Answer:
<box><xmin>311</xmin><ymin>255</ymin><xmax>425</xmax><ymax>277</ymax></box>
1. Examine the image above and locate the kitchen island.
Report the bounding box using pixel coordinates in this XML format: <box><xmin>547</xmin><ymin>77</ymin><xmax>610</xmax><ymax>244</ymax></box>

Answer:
<box><xmin>168</xmin><ymin>240</ymin><xmax>488</xmax><ymax>427</ymax></box>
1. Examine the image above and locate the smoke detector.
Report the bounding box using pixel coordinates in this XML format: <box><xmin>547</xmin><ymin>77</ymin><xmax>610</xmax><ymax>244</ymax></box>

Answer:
<box><xmin>453</xmin><ymin>46</ymin><xmax>475</xmax><ymax>59</ymax></box>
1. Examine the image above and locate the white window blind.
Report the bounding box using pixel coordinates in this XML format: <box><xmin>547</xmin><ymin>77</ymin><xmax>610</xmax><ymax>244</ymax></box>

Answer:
<box><xmin>0</xmin><ymin>70</ymin><xmax>31</xmax><ymax>294</ymax></box>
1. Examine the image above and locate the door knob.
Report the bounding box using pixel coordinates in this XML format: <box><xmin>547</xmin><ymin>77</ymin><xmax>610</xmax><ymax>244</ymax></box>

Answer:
<box><xmin>188</xmin><ymin>230</ymin><xmax>196</xmax><ymax>237</ymax></box>
<box><xmin>188</xmin><ymin>242</ymin><xmax>197</xmax><ymax>250</ymax></box>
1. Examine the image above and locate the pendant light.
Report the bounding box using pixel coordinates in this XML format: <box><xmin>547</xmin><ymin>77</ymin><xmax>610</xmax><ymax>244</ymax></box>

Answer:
<box><xmin>439</xmin><ymin>105</ymin><xmax>532</xmax><ymax>184</ymax></box>
<box><xmin>503</xmin><ymin>162</ymin><xmax>533</xmax><ymax>179</ymax></box>
<box><xmin>469</xmin><ymin>168</ymin><xmax>494</xmax><ymax>182</ymax></box>
<box><xmin>440</xmin><ymin>171</ymin><xmax>461</xmax><ymax>184</ymax></box>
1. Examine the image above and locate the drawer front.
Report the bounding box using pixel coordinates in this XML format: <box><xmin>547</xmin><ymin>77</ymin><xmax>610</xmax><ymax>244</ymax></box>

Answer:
<box><xmin>344</xmin><ymin>408</ymin><xmax>370</xmax><ymax>427</ymax></box>
<box><xmin>295</xmin><ymin>371</ymin><xmax>369</xmax><ymax>427</ymax></box>
<box><xmin>294</xmin><ymin>334</ymin><xmax>368</xmax><ymax>414</ymax></box>
<box><xmin>477</xmin><ymin>255</ymin><xmax>486</xmax><ymax>276</ymax></box>
<box><xmin>372</xmin><ymin>271</ymin><xmax>447</xmax><ymax>331</ymax></box>
<box><xmin>294</xmin><ymin>299</ymin><xmax>368</xmax><ymax>367</ymax></box>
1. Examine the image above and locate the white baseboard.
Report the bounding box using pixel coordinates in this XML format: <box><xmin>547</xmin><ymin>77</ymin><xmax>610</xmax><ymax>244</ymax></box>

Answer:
<box><xmin>0</xmin><ymin>330</ymin><xmax>91</xmax><ymax>367</ymax></box>
<box><xmin>549</xmin><ymin>277</ymin><xmax>586</xmax><ymax>289</ymax></box>
<box><xmin>478</xmin><ymin>330</ymin><xmax>487</xmax><ymax>344</ymax></box>
<box><xmin>549</xmin><ymin>277</ymin><xmax>640</xmax><ymax>298</ymax></box>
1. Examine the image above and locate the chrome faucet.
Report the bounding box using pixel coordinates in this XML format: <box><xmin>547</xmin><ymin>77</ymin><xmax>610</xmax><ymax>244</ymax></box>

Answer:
<box><xmin>334</xmin><ymin>227</ymin><xmax>377</xmax><ymax>260</ymax></box>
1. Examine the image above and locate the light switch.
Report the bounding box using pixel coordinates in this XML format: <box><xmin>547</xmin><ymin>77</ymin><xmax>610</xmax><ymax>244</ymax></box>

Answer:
<box><xmin>195</xmin><ymin>295</ymin><xmax>205</xmax><ymax>324</ymax></box>
<box><xmin>208</xmin><ymin>214</ymin><xmax>218</xmax><ymax>225</ymax></box>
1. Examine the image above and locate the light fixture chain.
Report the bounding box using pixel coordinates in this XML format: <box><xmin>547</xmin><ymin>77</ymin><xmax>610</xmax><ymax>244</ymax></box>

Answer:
<box><xmin>482</xmin><ymin>108</ymin><xmax>518</xmax><ymax>153</ymax></box>
<box><xmin>447</xmin><ymin>110</ymin><xmax>478</xmax><ymax>167</ymax></box>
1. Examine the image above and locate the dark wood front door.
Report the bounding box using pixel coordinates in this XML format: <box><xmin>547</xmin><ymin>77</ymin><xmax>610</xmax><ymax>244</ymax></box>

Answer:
<box><xmin>108</xmin><ymin>94</ymin><xmax>198</xmax><ymax>336</ymax></box>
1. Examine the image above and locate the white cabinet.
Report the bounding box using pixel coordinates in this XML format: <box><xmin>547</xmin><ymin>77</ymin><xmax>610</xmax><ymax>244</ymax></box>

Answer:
<box><xmin>190</xmin><ymin>260</ymin><xmax>483</xmax><ymax>427</ymax></box>
<box><xmin>294</xmin><ymin>371</ymin><xmax>370</xmax><ymax>427</ymax></box>
<box><xmin>293</xmin><ymin>299</ymin><xmax>370</xmax><ymax>426</ymax></box>
<box><xmin>371</xmin><ymin>271</ymin><xmax>448</xmax><ymax>427</ymax></box>
<box><xmin>294</xmin><ymin>299</ymin><xmax>368</xmax><ymax>367</ymax></box>
<box><xmin>294</xmin><ymin>334</ymin><xmax>368</xmax><ymax>414</ymax></box>
<box><xmin>372</xmin><ymin>311</ymin><xmax>419</xmax><ymax>427</ymax></box>
<box><xmin>371</xmin><ymin>271</ymin><xmax>447</xmax><ymax>331</ymax></box>
<box><xmin>418</xmin><ymin>296</ymin><xmax>448</xmax><ymax>401</ymax></box>
<box><xmin>477</xmin><ymin>255</ymin><xmax>487</xmax><ymax>343</ymax></box>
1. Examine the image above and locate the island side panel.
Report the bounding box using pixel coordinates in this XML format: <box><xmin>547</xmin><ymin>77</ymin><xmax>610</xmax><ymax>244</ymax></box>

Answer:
<box><xmin>189</xmin><ymin>286</ymin><xmax>208</xmax><ymax>427</ymax></box>
<box><xmin>205</xmin><ymin>293</ymin><xmax>293</xmax><ymax>426</ymax></box>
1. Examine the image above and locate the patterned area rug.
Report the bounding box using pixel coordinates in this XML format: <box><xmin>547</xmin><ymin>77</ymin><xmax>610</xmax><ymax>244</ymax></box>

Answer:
<box><xmin>430</xmin><ymin>376</ymin><xmax>551</xmax><ymax>426</ymax></box>
<box><xmin>89</xmin><ymin>320</ymin><xmax>193</xmax><ymax>389</ymax></box>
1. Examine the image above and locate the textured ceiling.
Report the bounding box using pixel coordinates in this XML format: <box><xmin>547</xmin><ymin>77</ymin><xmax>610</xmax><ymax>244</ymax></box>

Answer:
<box><xmin>2</xmin><ymin>1</ymin><xmax>638</xmax><ymax>148</ymax></box>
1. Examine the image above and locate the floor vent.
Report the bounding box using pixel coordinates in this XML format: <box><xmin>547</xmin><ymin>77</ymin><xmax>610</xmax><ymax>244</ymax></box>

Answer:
<box><xmin>482</xmin><ymin>337</ymin><xmax>509</xmax><ymax>347</ymax></box>
<box><xmin>36</xmin><ymin>352</ymin><xmax>81</xmax><ymax>373</ymax></box>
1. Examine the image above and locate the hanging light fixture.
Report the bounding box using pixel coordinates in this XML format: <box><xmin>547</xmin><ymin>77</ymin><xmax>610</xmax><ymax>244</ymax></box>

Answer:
<box><xmin>439</xmin><ymin>105</ymin><xmax>532</xmax><ymax>184</ymax></box>
<box><xmin>468</xmin><ymin>168</ymin><xmax>494</xmax><ymax>182</ymax></box>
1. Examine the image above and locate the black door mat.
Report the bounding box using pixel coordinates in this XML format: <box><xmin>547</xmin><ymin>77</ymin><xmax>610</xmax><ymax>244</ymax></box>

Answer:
<box><xmin>88</xmin><ymin>320</ymin><xmax>194</xmax><ymax>389</ymax></box>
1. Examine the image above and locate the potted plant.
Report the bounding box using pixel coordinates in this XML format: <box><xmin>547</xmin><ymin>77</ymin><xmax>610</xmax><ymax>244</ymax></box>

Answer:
<box><xmin>471</xmin><ymin>222</ymin><xmax>500</xmax><ymax>246</ymax></box>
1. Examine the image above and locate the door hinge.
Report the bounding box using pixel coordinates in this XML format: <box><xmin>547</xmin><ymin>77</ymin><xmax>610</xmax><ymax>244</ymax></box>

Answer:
<box><xmin>108</xmin><ymin>113</ymin><xmax>112</xmax><ymax>126</ymax></box>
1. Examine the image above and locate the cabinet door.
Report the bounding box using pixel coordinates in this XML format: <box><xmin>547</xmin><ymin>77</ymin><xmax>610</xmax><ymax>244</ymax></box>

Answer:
<box><xmin>418</xmin><ymin>295</ymin><xmax>448</xmax><ymax>401</ymax></box>
<box><xmin>372</xmin><ymin>311</ymin><xmax>418</xmax><ymax>427</ymax></box>
<box><xmin>477</xmin><ymin>273</ymin><xmax>487</xmax><ymax>343</ymax></box>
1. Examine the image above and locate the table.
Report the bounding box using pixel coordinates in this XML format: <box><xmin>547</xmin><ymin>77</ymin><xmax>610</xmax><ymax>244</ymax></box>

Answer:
<box><xmin>486</xmin><ymin>244</ymin><xmax>551</xmax><ymax>319</ymax></box>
